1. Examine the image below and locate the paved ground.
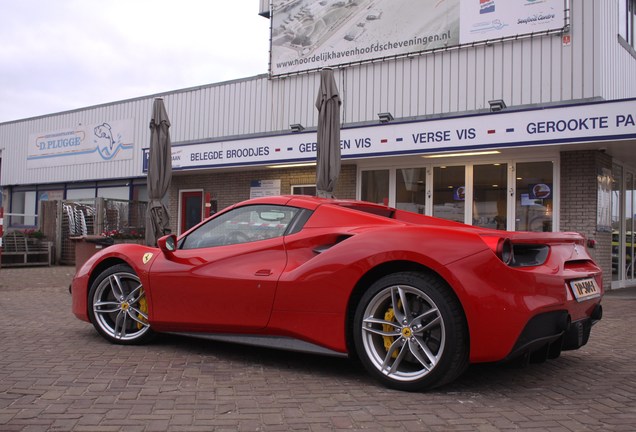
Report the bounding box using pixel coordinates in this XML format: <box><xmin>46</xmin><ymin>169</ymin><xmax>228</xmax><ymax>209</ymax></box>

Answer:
<box><xmin>0</xmin><ymin>266</ymin><xmax>635</xmax><ymax>432</ymax></box>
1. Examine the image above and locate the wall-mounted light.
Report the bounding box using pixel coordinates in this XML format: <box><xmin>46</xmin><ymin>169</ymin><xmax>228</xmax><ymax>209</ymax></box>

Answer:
<box><xmin>488</xmin><ymin>99</ymin><xmax>507</xmax><ymax>112</ymax></box>
<box><xmin>378</xmin><ymin>112</ymin><xmax>394</xmax><ymax>123</ymax></box>
<box><xmin>267</xmin><ymin>162</ymin><xmax>316</xmax><ymax>169</ymax></box>
<box><xmin>423</xmin><ymin>150</ymin><xmax>501</xmax><ymax>159</ymax></box>
<box><xmin>290</xmin><ymin>123</ymin><xmax>305</xmax><ymax>133</ymax></box>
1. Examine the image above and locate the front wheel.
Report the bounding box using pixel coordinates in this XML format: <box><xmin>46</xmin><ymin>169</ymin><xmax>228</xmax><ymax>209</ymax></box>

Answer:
<box><xmin>353</xmin><ymin>272</ymin><xmax>468</xmax><ymax>391</ymax></box>
<box><xmin>88</xmin><ymin>264</ymin><xmax>154</xmax><ymax>345</ymax></box>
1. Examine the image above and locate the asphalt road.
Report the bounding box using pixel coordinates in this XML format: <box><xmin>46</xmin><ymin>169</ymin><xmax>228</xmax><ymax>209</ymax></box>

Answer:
<box><xmin>0</xmin><ymin>266</ymin><xmax>635</xmax><ymax>431</ymax></box>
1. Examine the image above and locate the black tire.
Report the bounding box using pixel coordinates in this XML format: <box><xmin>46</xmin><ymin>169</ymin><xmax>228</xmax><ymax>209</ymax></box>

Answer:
<box><xmin>353</xmin><ymin>271</ymin><xmax>468</xmax><ymax>391</ymax></box>
<box><xmin>87</xmin><ymin>264</ymin><xmax>155</xmax><ymax>345</ymax></box>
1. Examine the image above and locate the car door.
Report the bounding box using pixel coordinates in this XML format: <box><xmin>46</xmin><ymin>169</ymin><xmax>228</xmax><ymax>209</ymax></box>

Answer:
<box><xmin>147</xmin><ymin>204</ymin><xmax>300</xmax><ymax>332</ymax></box>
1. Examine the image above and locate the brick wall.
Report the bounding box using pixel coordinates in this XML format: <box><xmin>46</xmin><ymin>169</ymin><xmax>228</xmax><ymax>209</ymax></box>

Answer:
<box><xmin>560</xmin><ymin>150</ymin><xmax>612</xmax><ymax>289</ymax></box>
<box><xmin>167</xmin><ymin>164</ymin><xmax>357</xmax><ymax>232</ymax></box>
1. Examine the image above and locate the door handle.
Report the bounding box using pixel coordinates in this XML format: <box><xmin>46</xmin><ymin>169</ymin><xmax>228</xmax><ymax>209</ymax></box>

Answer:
<box><xmin>255</xmin><ymin>269</ymin><xmax>272</xmax><ymax>276</ymax></box>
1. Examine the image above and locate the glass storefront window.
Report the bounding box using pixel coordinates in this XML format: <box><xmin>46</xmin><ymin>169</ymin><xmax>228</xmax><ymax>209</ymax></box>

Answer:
<box><xmin>66</xmin><ymin>181</ymin><xmax>142</xmax><ymax>201</ymax></box>
<box><xmin>396</xmin><ymin>168</ymin><xmax>426</xmax><ymax>214</ymax></box>
<box><xmin>292</xmin><ymin>185</ymin><xmax>317</xmax><ymax>195</ymax></box>
<box><xmin>66</xmin><ymin>188</ymin><xmax>96</xmax><ymax>201</ymax></box>
<box><xmin>132</xmin><ymin>184</ymin><xmax>148</xmax><ymax>202</ymax></box>
<box><xmin>10</xmin><ymin>190</ymin><xmax>36</xmax><ymax>226</ymax></box>
<box><xmin>473</xmin><ymin>164</ymin><xmax>508</xmax><ymax>230</ymax></box>
<box><xmin>515</xmin><ymin>161</ymin><xmax>554</xmax><ymax>232</ymax></box>
<box><xmin>433</xmin><ymin>166</ymin><xmax>465</xmax><ymax>223</ymax></box>
<box><xmin>361</xmin><ymin>170</ymin><xmax>389</xmax><ymax>205</ymax></box>
<box><xmin>612</xmin><ymin>164</ymin><xmax>623</xmax><ymax>281</ymax></box>
<box><xmin>6</xmin><ymin>180</ymin><xmax>149</xmax><ymax>229</ymax></box>
<box><xmin>626</xmin><ymin>172</ymin><xmax>635</xmax><ymax>280</ymax></box>
<box><xmin>97</xmin><ymin>186</ymin><xmax>130</xmax><ymax>200</ymax></box>
<box><xmin>38</xmin><ymin>190</ymin><xmax>64</xmax><ymax>202</ymax></box>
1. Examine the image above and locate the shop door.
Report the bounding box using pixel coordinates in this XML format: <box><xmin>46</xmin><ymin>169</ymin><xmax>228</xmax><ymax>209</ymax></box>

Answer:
<box><xmin>360</xmin><ymin>170</ymin><xmax>389</xmax><ymax>205</ymax></box>
<box><xmin>514</xmin><ymin>161</ymin><xmax>554</xmax><ymax>232</ymax></box>
<box><xmin>612</xmin><ymin>166</ymin><xmax>636</xmax><ymax>285</ymax></box>
<box><xmin>612</xmin><ymin>165</ymin><xmax>623</xmax><ymax>283</ymax></box>
<box><xmin>395</xmin><ymin>168</ymin><xmax>427</xmax><ymax>214</ymax></box>
<box><xmin>432</xmin><ymin>165</ymin><xmax>465</xmax><ymax>223</ymax></box>
<box><xmin>473</xmin><ymin>163</ymin><xmax>508</xmax><ymax>230</ymax></box>
<box><xmin>360</xmin><ymin>168</ymin><xmax>428</xmax><ymax>213</ymax></box>
<box><xmin>626</xmin><ymin>172</ymin><xmax>635</xmax><ymax>281</ymax></box>
<box><xmin>180</xmin><ymin>190</ymin><xmax>203</xmax><ymax>234</ymax></box>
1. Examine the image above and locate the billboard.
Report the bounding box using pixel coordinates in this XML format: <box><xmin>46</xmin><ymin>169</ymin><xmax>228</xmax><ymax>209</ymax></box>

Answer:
<box><xmin>460</xmin><ymin>0</ymin><xmax>566</xmax><ymax>42</ymax></box>
<box><xmin>270</xmin><ymin>0</ymin><xmax>566</xmax><ymax>76</ymax></box>
<box><xmin>27</xmin><ymin>119</ymin><xmax>135</xmax><ymax>169</ymax></box>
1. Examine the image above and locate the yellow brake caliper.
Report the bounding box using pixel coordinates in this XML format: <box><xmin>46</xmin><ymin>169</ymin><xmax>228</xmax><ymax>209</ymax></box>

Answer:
<box><xmin>137</xmin><ymin>294</ymin><xmax>148</xmax><ymax>330</ymax></box>
<box><xmin>383</xmin><ymin>307</ymin><xmax>399</xmax><ymax>358</ymax></box>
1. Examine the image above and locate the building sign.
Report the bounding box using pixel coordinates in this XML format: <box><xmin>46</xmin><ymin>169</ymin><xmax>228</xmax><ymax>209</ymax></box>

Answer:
<box><xmin>460</xmin><ymin>0</ymin><xmax>565</xmax><ymax>43</ymax></box>
<box><xmin>250</xmin><ymin>180</ymin><xmax>282</xmax><ymax>198</ymax></box>
<box><xmin>27</xmin><ymin>119</ymin><xmax>134</xmax><ymax>169</ymax></box>
<box><xmin>143</xmin><ymin>98</ymin><xmax>636</xmax><ymax>172</ymax></box>
<box><xmin>270</xmin><ymin>0</ymin><xmax>565</xmax><ymax>76</ymax></box>
<box><xmin>528</xmin><ymin>183</ymin><xmax>552</xmax><ymax>200</ymax></box>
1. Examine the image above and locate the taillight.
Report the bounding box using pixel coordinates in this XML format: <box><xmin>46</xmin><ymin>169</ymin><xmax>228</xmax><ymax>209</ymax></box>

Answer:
<box><xmin>482</xmin><ymin>235</ymin><xmax>549</xmax><ymax>267</ymax></box>
<box><xmin>497</xmin><ymin>238</ymin><xmax>514</xmax><ymax>265</ymax></box>
<box><xmin>482</xmin><ymin>236</ymin><xmax>514</xmax><ymax>265</ymax></box>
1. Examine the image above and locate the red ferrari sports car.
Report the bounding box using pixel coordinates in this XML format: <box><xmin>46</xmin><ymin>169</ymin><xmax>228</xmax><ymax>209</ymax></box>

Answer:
<box><xmin>71</xmin><ymin>195</ymin><xmax>603</xmax><ymax>391</ymax></box>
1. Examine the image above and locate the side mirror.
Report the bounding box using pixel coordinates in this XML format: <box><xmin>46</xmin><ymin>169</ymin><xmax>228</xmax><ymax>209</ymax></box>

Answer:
<box><xmin>157</xmin><ymin>234</ymin><xmax>177</xmax><ymax>253</ymax></box>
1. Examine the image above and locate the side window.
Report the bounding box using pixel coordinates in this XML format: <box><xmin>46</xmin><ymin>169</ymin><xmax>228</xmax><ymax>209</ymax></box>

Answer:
<box><xmin>181</xmin><ymin>205</ymin><xmax>299</xmax><ymax>250</ymax></box>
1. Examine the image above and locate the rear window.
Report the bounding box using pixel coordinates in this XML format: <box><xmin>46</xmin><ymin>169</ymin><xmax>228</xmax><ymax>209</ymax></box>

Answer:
<box><xmin>334</xmin><ymin>202</ymin><xmax>395</xmax><ymax>218</ymax></box>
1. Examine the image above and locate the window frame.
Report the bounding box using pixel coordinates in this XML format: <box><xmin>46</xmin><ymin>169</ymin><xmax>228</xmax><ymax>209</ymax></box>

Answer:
<box><xmin>357</xmin><ymin>156</ymin><xmax>559</xmax><ymax>232</ymax></box>
<box><xmin>620</xmin><ymin>0</ymin><xmax>636</xmax><ymax>53</ymax></box>
<box><xmin>179</xmin><ymin>204</ymin><xmax>304</xmax><ymax>250</ymax></box>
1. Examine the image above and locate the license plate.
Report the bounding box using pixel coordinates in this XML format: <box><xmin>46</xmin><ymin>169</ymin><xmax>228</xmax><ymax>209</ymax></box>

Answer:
<box><xmin>569</xmin><ymin>278</ymin><xmax>601</xmax><ymax>302</ymax></box>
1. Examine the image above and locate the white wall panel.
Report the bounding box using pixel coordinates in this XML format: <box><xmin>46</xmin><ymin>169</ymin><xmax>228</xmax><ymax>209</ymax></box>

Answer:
<box><xmin>1</xmin><ymin>98</ymin><xmax>149</xmax><ymax>185</ymax></box>
<box><xmin>582</xmin><ymin>0</ymin><xmax>597</xmax><ymax>97</ymax></box>
<box><xmin>451</xmin><ymin>52</ymin><xmax>459</xmax><ymax>112</ymax></box>
<box><xmin>460</xmin><ymin>49</ymin><xmax>472</xmax><ymax>112</ymax></box>
<box><xmin>550</xmin><ymin>35</ymin><xmax>562</xmax><ymax>102</ymax></box>
<box><xmin>440</xmin><ymin>52</ymin><xmax>451</xmax><ymax>114</ymax></box>
<box><xmin>571</xmin><ymin>0</ymin><xmax>587</xmax><ymax>100</ymax></box>
<box><xmin>598</xmin><ymin>0</ymin><xmax>636</xmax><ymax>99</ymax></box>
<box><xmin>393</xmin><ymin>59</ymin><xmax>405</xmax><ymax>119</ymax></box>
<box><xmin>376</xmin><ymin>62</ymin><xmax>388</xmax><ymax>120</ymax></box>
<box><xmin>491</xmin><ymin>43</ymin><xmax>503</xmax><ymax>107</ymax></box>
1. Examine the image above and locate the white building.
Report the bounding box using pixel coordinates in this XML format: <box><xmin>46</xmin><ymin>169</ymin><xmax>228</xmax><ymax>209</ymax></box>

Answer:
<box><xmin>1</xmin><ymin>0</ymin><xmax>635</xmax><ymax>288</ymax></box>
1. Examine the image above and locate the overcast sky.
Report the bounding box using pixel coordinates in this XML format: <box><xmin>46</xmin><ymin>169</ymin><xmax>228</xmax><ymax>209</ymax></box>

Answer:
<box><xmin>0</xmin><ymin>1</ymin><xmax>271</xmax><ymax>123</ymax></box>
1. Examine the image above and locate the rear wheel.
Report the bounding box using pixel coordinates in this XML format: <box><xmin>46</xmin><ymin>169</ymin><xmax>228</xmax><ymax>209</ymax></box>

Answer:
<box><xmin>353</xmin><ymin>272</ymin><xmax>468</xmax><ymax>391</ymax></box>
<box><xmin>88</xmin><ymin>264</ymin><xmax>154</xmax><ymax>344</ymax></box>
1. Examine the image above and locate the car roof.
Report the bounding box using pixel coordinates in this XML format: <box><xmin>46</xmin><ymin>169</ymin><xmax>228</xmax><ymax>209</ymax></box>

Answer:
<box><xmin>238</xmin><ymin>195</ymin><xmax>395</xmax><ymax>215</ymax></box>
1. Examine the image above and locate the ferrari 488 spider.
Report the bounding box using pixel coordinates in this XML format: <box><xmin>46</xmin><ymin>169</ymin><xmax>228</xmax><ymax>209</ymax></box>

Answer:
<box><xmin>71</xmin><ymin>195</ymin><xmax>603</xmax><ymax>391</ymax></box>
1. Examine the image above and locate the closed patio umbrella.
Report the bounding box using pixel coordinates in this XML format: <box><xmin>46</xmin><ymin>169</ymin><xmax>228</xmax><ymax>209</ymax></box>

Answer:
<box><xmin>145</xmin><ymin>98</ymin><xmax>172</xmax><ymax>246</ymax></box>
<box><xmin>315</xmin><ymin>68</ymin><xmax>342</xmax><ymax>198</ymax></box>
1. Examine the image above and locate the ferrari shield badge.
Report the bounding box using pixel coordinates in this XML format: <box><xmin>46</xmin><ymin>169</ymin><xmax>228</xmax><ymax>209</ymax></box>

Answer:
<box><xmin>142</xmin><ymin>253</ymin><xmax>153</xmax><ymax>265</ymax></box>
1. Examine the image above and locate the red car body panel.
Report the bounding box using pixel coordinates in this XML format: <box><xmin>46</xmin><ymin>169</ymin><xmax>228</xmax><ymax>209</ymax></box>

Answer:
<box><xmin>147</xmin><ymin>237</ymin><xmax>286</xmax><ymax>331</ymax></box>
<box><xmin>71</xmin><ymin>195</ymin><xmax>603</xmax><ymax>364</ymax></box>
